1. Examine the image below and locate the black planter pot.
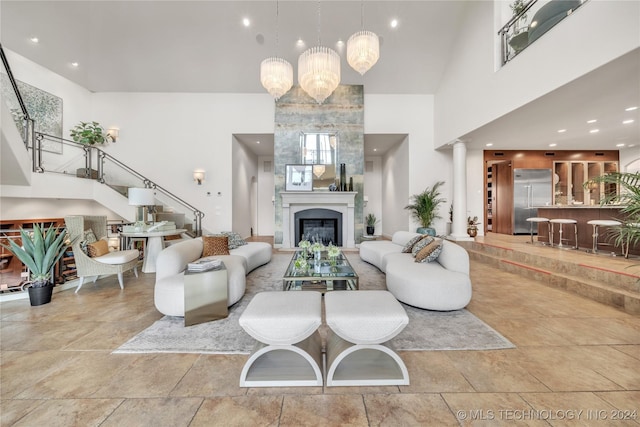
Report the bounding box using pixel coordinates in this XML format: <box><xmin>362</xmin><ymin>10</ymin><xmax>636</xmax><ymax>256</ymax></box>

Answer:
<box><xmin>366</xmin><ymin>226</ymin><xmax>375</xmax><ymax>236</ymax></box>
<box><xmin>27</xmin><ymin>283</ymin><xmax>54</xmax><ymax>306</ymax></box>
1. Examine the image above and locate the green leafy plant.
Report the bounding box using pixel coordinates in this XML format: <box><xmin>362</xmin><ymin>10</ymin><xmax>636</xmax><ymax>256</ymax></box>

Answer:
<box><xmin>365</xmin><ymin>213</ymin><xmax>379</xmax><ymax>227</ymax></box>
<box><xmin>584</xmin><ymin>172</ymin><xmax>640</xmax><ymax>258</ymax></box>
<box><xmin>405</xmin><ymin>181</ymin><xmax>446</xmax><ymax>228</ymax></box>
<box><xmin>510</xmin><ymin>0</ymin><xmax>527</xmax><ymax>19</ymax></box>
<box><xmin>0</xmin><ymin>224</ymin><xmax>70</xmax><ymax>287</ymax></box>
<box><xmin>70</xmin><ymin>121</ymin><xmax>109</xmax><ymax>145</ymax></box>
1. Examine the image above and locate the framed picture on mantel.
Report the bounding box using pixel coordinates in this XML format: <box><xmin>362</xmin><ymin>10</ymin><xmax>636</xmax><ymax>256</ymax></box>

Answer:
<box><xmin>285</xmin><ymin>164</ymin><xmax>313</xmax><ymax>192</ymax></box>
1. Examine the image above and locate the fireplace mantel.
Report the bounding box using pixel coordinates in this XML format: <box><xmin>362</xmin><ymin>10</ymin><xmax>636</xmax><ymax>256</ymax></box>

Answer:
<box><xmin>280</xmin><ymin>191</ymin><xmax>357</xmax><ymax>249</ymax></box>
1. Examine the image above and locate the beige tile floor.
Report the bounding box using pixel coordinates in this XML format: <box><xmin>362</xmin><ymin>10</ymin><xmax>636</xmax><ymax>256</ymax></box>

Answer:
<box><xmin>1</xmin><ymin>238</ymin><xmax>639</xmax><ymax>426</ymax></box>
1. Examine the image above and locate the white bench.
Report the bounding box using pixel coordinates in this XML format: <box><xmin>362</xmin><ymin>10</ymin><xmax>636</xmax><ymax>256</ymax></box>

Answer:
<box><xmin>324</xmin><ymin>290</ymin><xmax>410</xmax><ymax>386</ymax></box>
<box><xmin>239</xmin><ymin>291</ymin><xmax>323</xmax><ymax>387</ymax></box>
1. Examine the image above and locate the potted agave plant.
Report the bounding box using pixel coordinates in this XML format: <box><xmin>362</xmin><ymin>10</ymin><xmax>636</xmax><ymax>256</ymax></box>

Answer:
<box><xmin>0</xmin><ymin>224</ymin><xmax>71</xmax><ymax>306</ymax></box>
<box><xmin>365</xmin><ymin>213</ymin><xmax>379</xmax><ymax>236</ymax></box>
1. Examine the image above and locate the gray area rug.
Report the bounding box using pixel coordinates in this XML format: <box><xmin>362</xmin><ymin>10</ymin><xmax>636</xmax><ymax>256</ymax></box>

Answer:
<box><xmin>114</xmin><ymin>253</ymin><xmax>514</xmax><ymax>354</ymax></box>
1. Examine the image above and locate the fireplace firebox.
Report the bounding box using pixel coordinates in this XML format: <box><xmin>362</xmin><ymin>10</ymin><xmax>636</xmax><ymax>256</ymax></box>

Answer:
<box><xmin>295</xmin><ymin>209</ymin><xmax>342</xmax><ymax>246</ymax></box>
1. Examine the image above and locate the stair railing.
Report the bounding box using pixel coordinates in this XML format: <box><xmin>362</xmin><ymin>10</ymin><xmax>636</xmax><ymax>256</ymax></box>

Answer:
<box><xmin>30</xmin><ymin>132</ymin><xmax>204</xmax><ymax>236</ymax></box>
<box><xmin>0</xmin><ymin>42</ymin><xmax>37</xmax><ymax>171</ymax></box>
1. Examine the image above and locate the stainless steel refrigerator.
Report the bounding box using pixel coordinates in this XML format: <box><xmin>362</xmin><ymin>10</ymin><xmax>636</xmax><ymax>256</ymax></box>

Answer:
<box><xmin>513</xmin><ymin>168</ymin><xmax>553</xmax><ymax>234</ymax></box>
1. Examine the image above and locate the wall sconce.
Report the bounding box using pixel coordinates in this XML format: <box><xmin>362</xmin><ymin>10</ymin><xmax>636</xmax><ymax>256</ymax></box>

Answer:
<box><xmin>106</xmin><ymin>128</ymin><xmax>119</xmax><ymax>142</ymax></box>
<box><xmin>193</xmin><ymin>170</ymin><xmax>205</xmax><ymax>185</ymax></box>
<box><xmin>363</xmin><ymin>195</ymin><xmax>369</xmax><ymax>207</ymax></box>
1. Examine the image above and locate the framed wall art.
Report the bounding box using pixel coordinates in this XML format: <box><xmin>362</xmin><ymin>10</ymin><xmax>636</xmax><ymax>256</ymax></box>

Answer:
<box><xmin>285</xmin><ymin>164</ymin><xmax>313</xmax><ymax>192</ymax></box>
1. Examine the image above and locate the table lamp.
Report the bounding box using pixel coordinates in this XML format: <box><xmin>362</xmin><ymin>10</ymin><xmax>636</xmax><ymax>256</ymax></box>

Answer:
<box><xmin>128</xmin><ymin>187</ymin><xmax>155</xmax><ymax>225</ymax></box>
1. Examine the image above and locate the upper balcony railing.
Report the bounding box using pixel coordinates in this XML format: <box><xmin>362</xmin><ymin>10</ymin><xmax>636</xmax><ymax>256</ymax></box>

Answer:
<box><xmin>499</xmin><ymin>0</ymin><xmax>589</xmax><ymax>65</ymax></box>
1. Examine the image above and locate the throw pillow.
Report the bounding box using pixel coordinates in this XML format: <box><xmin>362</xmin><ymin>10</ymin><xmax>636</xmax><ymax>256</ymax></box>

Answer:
<box><xmin>202</xmin><ymin>235</ymin><xmax>230</xmax><ymax>256</ymax></box>
<box><xmin>80</xmin><ymin>229</ymin><xmax>98</xmax><ymax>255</ymax></box>
<box><xmin>411</xmin><ymin>236</ymin><xmax>434</xmax><ymax>257</ymax></box>
<box><xmin>415</xmin><ymin>238</ymin><xmax>444</xmax><ymax>263</ymax></box>
<box><xmin>221</xmin><ymin>231</ymin><xmax>247</xmax><ymax>250</ymax></box>
<box><xmin>401</xmin><ymin>235</ymin><xmax>426</xmax><ymax>253</ymax></box>
<box><xmin>87</xmin><ymin>239</ymin><xmax>110</xmax><ymax>257</ymax></box>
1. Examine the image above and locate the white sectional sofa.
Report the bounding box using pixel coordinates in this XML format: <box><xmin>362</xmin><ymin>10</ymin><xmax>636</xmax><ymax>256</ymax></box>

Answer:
<box><xmin>154</xmin><ymin>237</ymin><xmax>272</xmax><ymax>316</ymax></box>
<box><xmin>360</xmin><ymin>231</ymin><xmax>472</xmax><ymax>311</ymax></box>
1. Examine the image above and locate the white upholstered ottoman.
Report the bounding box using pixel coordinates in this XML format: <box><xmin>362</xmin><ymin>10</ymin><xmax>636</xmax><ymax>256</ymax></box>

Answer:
<box><xmin>239</xmin><ymin>291</ymin><xmax>323</xmax><ymax>387</ymax></box>
<box><xmin>324</xmin><ymin>290</ymin><xmax>410</xmax><ymax>386</ymax></box>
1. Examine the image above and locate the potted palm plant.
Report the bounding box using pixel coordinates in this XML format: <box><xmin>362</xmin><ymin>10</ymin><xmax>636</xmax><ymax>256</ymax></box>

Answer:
<box><xmin>365</xmin><ymin>213</ymin><xmax>379</xmax><ymax>236</ymax></box>
<box><xmin>0</xmin><ymin>223</ymin><xmax>71</xmax><ymax>306</ymax></box>
<box><xmin>405</xmin><ymin>181</ymin><xmax>445</xmax><ymax>236</ymax></box>
<box><xmin>584</xmin><ymin>172</ymin><xmax>640</xmax><ymax>258</ymax></box>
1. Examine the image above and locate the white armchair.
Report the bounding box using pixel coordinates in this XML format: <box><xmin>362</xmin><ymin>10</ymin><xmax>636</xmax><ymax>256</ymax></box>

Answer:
<box><xmin>64</xmin><ymin>215</ymin><xmax>140</xmax><ymax>293</ymax></box>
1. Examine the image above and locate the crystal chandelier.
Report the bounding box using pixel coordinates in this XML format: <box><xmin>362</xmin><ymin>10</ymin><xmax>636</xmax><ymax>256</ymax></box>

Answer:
<box><xmin>260</xmin><ymin>0</ymin><xmax>293</xmax><ymax>100</ymax></box>
<box><xmin>261</xmin><ymin>58</ymin><xmax>293</xmax><ymax>100</ymax></box>
<box><xmin>298</xmin><ymin>1</ymin><xmax>340</xmax><ymax>104</ymax></box>
<box><xmin>347</xmin><ymin>1</ymin><xmax>379</xmax><ymax>75</ymax></box>
<box><xmin>347</xmin><ymin>30</ymin><xmax>379</xmax><ymax>75</ymax></box>
<box><xmin>298</xmin><ymin>46</ymin><xmax>340</xmax><ymax>104</ymax></box>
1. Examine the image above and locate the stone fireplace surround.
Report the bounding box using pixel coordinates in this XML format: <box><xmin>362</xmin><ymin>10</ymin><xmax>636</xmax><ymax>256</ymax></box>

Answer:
<box><xmin>280</xmin><ymin>192</ymin><xmax>357</xmax><ymax>249</ymax></box>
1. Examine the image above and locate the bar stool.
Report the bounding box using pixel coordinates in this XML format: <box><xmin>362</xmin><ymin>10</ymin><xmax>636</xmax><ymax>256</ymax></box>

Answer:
<box><xmin>586</xmin><ymin>219</ymin><xmax>621</xmax><ymax>254</ymax></box>
<box><xmin>549</xmin><ymin>218</ymin><xmax>578</xmax><ymax>249</ymax></box>
<box><xmin>525</xmin><ymin>217</ymin><xmax>550</xmax><ymax>245</ymax></box>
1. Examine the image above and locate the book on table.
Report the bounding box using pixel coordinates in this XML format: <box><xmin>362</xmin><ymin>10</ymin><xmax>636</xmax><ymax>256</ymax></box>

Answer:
<box><xmin>187</xmin><ymin>257</ymin><xmax>222</xmax><ymax>271</ymax></box>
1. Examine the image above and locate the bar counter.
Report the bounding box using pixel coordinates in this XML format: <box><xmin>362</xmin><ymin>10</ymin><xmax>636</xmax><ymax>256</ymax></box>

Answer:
<box><xmin>535</xmin><ymin>205</ymin><xmax>638</xmax><ymax>255</ymax></box>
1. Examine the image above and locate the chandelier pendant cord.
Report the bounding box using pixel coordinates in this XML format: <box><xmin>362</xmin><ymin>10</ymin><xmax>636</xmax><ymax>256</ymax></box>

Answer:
<box><xmin>317</xmin><ymin>0</ymin><xmax>322</xmax><ymax>46</ymax></box>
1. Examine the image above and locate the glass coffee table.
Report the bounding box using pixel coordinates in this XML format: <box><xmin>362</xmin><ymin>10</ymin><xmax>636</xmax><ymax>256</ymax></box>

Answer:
<box><xmin>283</xmin><ymin>251</ymin><xmax>359</xmax><ymax>291</ymax></box>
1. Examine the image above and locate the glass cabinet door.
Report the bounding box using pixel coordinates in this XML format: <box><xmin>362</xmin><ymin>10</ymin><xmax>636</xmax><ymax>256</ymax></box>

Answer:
<box><xmin>587</xmin><ymin>162</ymin><xmax>601</xmax><ymax>205</ymax></box>
<box><xmin>603</xmin><ymin>162</ymin><xmax>619</xmax><ymax>202</ymax></box>
<box><xmin>553</xmin><ymin>162</ymin><xmax>569</xmax><ymax>205</ymax></box>
<box><xmin>570</xmin><ymin>162</ymin><xmax>585</xmax><ymax>204</ymax></box>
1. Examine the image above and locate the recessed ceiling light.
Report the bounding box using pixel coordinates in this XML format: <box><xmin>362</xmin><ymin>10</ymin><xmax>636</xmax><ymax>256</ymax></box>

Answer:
<box><xmin>625</xmin><ymin>106</ymin><xmax>638</xmax><ymax>111</ymax></box>
<box><xmin>71</xmin><ymin>62</ymin><xmax>79</xmax><ymax>67</ymax></box>
<box><xmin>623</xmin><ymin>119</ymin><xmax>635</xmax><ymax>124</ymax></box>
<box><xmin>616</xmin><ymin>143</ymin><xmax>625</xmax><ymax>147</ymax></box>
<box><xmin>242</xmin><ymin>17</ymin><xmax>250</xmax><ymax>27</ymax></box>
<box><xmin>390</xmin><ymin>19</ymin><xmax>398</xmax><ymax>28</ymax></box>
<box><xmin>587</xmin><ymin>119</ymin><xmax>597</xmax><ymax>124</ymax></box>
<box><xmin>296</xmin><ymin>38</ymin><xmax>305</xmax><ymax>47</ymax></box>
<box><xmin>336</xmin><ymin>39</ymin><xmax>344</xmax><ymax>46</ymax></box>
<box><xmin>486</xmin><ymin>143</ymin><xmax>493</xmax><ymax>147</ymax></box>
<box><xmin>373</xmin><ymin>148</ymin><xmax>377</xmax><ymax>152</ymax></box>
<box><xmin>629</xmin><ymin>144</ymin><xmax>636</xmax><ymax>148</ymax></box>
<box><xmin>256</xmin><ymin>140</ymin><xmax>260</xmax><ymax>144</ymax></box>
<box><xmin>29</xmin><ymin>37</ymin><xmax>39</xmax><ymax>43</ymax></box>
<box><xmin>589</xmin><ymin>129</ymin><xmax>599</xmax><ymax>133</ymax></box>
<box><xmin>557</xmin><ymin>129</ymin><xmax>566</xmax><ymax>133</ymax></box>
<box><xmin>549</xmin><ymin>143</ymin><xmax>557</xmax><ymax>147</ymax></box>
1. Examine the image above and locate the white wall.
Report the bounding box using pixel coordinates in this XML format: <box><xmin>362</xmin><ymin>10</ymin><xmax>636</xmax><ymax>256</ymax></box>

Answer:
<box><xmin>231</xmin><ymin>136</ymin><xmax>258</xmax><ymax>238</ymax></box>
<box><xmin>257</xmin><ymin>156</ymin><xmax>275</xmax><ymax>236</ymax></box>
<box><xmin>435</xmin><ymin>0</ymin><xmax>640</xmax><ymax>147</ymax></box>
<box><xmin>363</xmin><ymin>156</ymin><xmax>382</xmax><ymax>235</ymax></box>
<box><xmin>381</xmin><ymin>137</ymin><xmax>409</xmax><ymax>238</ymax></box>
<box><xmin>91</xmin><ymin>92</ymin><xmax>275</xmax><ymax>232</ymax></box>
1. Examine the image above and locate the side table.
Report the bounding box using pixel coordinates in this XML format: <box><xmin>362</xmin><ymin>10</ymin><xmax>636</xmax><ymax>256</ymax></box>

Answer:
<box><xmin>184</xmin><ymin>263</ymin><xmax>228</xmax><ymax>327</ymax></box>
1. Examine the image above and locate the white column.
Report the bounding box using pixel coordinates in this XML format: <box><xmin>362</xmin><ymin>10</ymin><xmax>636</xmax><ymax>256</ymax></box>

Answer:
<box><xmin>449</xmin><ymin>140</ymin><xmax>473</xmax><ymax>241</ymax></box>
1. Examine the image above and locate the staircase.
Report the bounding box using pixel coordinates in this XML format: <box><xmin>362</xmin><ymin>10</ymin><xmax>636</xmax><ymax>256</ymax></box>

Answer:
<box><xmin>458</xmin><ymin>238</ymin><xmax>640</xmax><ymax>315</ymax></box>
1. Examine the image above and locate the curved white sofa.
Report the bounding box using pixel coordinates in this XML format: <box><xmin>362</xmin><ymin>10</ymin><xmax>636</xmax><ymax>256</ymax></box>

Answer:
<box><xmin>154</xmin><ymin>237</ymin><xmax>272</xmax><ymax>316</ymax></box>
<box><xmin>360</xmin><ymin>231</ymin><xmax>472</xmax><ymax>311</ymax></box>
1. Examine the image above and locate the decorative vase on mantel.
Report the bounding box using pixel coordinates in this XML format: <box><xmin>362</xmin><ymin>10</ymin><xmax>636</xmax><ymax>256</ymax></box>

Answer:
<box><xmin>340</xmin><ymin>164</ymin><xmax>346</xmax><ymax>191</ymax></box>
